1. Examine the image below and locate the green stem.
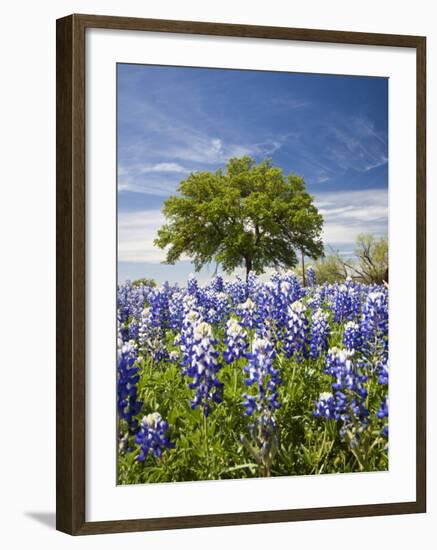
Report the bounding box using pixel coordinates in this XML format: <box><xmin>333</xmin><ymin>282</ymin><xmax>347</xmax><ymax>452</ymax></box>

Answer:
<box><xmin>203</xmin><ymin>413</ymin><xmax>210</xmax><ymax>479</ymax></box>
<box><xmin>289</xmin><ymin>360</ymin><xmax>298</xmax><ymax>401</ymax></box>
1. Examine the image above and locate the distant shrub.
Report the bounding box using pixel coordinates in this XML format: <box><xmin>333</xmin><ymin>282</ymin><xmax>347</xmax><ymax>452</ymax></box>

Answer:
<box><xmin>132</xmin><ymin>278</ymin><xmax>157</xmax><ymax>288</ymax></box>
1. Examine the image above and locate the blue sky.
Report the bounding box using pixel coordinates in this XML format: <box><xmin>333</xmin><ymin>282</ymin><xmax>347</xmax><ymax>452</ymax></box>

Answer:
<box><xmin>117</xmin><ymin>63</ymin><xmax>388</xmax><ymax>284</ymax></box>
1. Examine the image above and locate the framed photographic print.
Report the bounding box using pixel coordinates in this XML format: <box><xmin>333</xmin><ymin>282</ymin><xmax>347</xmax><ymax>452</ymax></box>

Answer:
<box><xmin>56</xmin><ymin>14</ymin><xmax>426</xmax><ymax>535</ymax></box>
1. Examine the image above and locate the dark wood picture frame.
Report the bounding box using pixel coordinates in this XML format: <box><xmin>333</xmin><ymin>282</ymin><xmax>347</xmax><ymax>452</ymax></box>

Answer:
<box><xmin>56</xmin><ymin>13</ymin><xmax>426</xmax><ymax>535</ymax></box>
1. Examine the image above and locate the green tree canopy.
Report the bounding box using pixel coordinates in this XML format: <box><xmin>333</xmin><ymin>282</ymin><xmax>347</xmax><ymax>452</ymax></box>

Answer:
<box><xmin>154</xmin><ymin>156</ymin><xmax>324</xmax><ymax>280</ymax></box>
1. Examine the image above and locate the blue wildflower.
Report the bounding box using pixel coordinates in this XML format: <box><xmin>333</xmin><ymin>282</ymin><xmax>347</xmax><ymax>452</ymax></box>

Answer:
<box><xmin>186</xmin><ymin>321</ymin><xmax>223</xmax><ymax>416</ymax></box>
<box><xmin>135</xmin><ymin>412</ymin><xmax>173</xmax><ymax>461</ymax></box>
<box><xmin>224</xmin><ymin>317</ymin><xmax>247</xmax><ymax>363</ymax></box>
<box><xmin>306</xmin><ymin>266</ymin><xmax>316</xmax><ymax>287</ymax></box>
<box><xmin>360</xmin><ymin>290</ymin><xmax>389</xmax><ymax>361</ymax></box>
<box><xmin>343</xmin><ymin>320</ymin><xmax>362</xmax><ymax>351</ymax></box>
<box><xmin>117</xmin><ymin>336</ymin><xmax>142</xmax><ymax>434</ymax></box>
<box><xmin>283</xmin><ymin>301</ymin><xmax>309</xmax><ymax>360</ymax></box>
<box><xmin>243</xmin><ymin>335</ymin><xmax>281</xmax><ymax>416</ymax></box>
<box><xmin>309</xmin><ymin>308</ymin><xmax>330</xmax><ymax>358</ymax></box>
<box><xmin>332</xmin><ymin>278</ymin><xmax>361</xmax><ymax>323</ymax></box>
<box><xmin>377</xmin><ymin>396</ymin><xmax>389</xmax><ymax>438</ymax></box>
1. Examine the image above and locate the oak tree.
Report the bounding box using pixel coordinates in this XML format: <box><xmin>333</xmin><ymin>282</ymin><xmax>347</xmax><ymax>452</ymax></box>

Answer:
<box><xmin>154</xmin><ymin>156</ymin><xmax>324</xmax><ymax>281</ymax></box>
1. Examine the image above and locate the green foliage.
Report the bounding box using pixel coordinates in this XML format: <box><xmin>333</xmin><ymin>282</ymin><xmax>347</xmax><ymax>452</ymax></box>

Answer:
<box><xmin>310</xmin><ymin>254</ymin><xmax>348</xmax><ymax>284</ymax></box>
<box><xmin>352</xmin><ymin>234</ymin><xmax>388</xmax><ymax>284</ymax></box>
<box><xmin>308</xmin><ymin>234</ymin><xmax>388</xmax><ymax>285</ymax></box>
<box><xmin>131</xmin><ymin>277</ymin><xmax>157</xmax><ymax>288</ymax></box>
<box><xmin>154</xmin><ymin>156</ymin><xmax>324</xmax><ymax>279</ymax></box>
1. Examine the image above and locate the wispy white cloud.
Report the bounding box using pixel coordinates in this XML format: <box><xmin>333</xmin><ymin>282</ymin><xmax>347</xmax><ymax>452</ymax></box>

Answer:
<box><xmin>281</xmin><ymin>113</ymin><xmax>388</xmax><ymax>185</ymax></box>
<box><xmin>315</xmin><ymin>189</ymin><xmax>388</xmax><ymax>247</ymax></box>
<box><xmin>118</xmin><ymin>136</ymin><xmax>287</xmax><ymax>196</ymax></box>
<box><xmin>270</xmin><ymin>96</ymin><xmax>311</xmax><ymax>110</ymax></box>
<box><xmin>118</xmin><ymin>209</ymin><xmax>166</xmax><ymax>263</ymax></box>
<box><xmin>139</xmin><ymin>162</ymin><xmax>191</xmax><ymax>174</ymax></box>
<box><xmin>118</xmin><ymin>209</ymin><xmax>192</xmax><ymax>263</ymax></box>
<box><xmin>118</xmin><ymin>176</ymin><xmax>180</xmax><ymax>197</ymax></box>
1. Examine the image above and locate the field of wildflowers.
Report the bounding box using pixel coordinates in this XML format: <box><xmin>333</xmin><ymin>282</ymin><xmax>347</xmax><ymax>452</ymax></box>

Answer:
<box><xmin>117</xmin><ymin>268</ymin><xmax>389</xmax><ymax>484</ymax></box>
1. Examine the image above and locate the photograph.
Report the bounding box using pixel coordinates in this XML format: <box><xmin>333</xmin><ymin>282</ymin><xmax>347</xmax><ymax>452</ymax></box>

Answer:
<box><xmin>116</xmin><ymin>63</ymin><xmax>389</xmax><ymax>484</ymax></box>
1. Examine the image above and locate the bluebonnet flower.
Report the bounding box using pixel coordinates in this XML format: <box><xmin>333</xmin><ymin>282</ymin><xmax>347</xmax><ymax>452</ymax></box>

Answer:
<box><xmin>209</xmin><ymin>274</ymin><xmax>224</xmax><ymax>293</ymax></box>
<box><xmin>343</xmin><ymin>321</ymin><xmax>362</xmax><ymax>351</ymax></box>
<box><xmin>325</xmin><ymin>348</ymin><xmax>367</xmax><ymax>399</ymax></box>
<box><xmin>309</xmin><ymin>309</ymin><xmax>330</xmax><ymax>358</ymax></box>
<box><xmin>306</xmin><ymin>266</ymin><xmax>316</xmax><ymax>287</ymax></box>
<box><xmin>246</xmin><ymin>272</ymin><xmax>260</xmax><ymax>298</ymax></box>
<box><xmin>306</xmin><ymin>288</ymin><xmax>323</xmax><ymax>311</ymax></box>
<box><xmin>168</xmin><ymin>290</ymin><xmax>186</xmax><ymax>331</ymax></box>
<box><xmin>377</xmin><ymin>396</ymin><xmax>389</xmax><ymax>438</ymax></box>
<box><xmin>203</xmin><ymin>291</ymin><xmax>230</xmax><ymax>325</ymax></box>
<box><xmin>241</xmin><ymin>336</ymin><xmax>281</xmax><ymax>475</ymax></box>
<box><xmin>313</xmin><ymin>391</ymin><xmax>338</xmax><ymax>420</ymax></box>
<box><xmin>135</xmin><ymin>412</ymin><xmax>173</xmax><ymax>461</ymax></box>
<box><xmin>269</xmin><ymin>272</ymin><xmax>304</xmax><ymax>328</ymax></box>
<box><xmin>315</xmin><ymin>347</ymin><xmax>369</xmax><ymax>446</ymax></box>
<box><xmin>138</xmin><ymin>306</ymin><xmax>166</xmax><ymax>362</ymax></box>
<box><xmin>224</xmin><ymin>317</ymin><xmax>247</xmax><ymax>363</ymax></box>
<box><xmin>185</xmin><ymin>321</ymin><xmax>223</xmax><ymax>416</ymax></box>
<box><xmin>377</xmin><ymin>356</ymin><xmax>389</xmax><ymax>385</ymax></box>
<box><xmin>117</xmin><ymin>281</ymin><xmax>154</xmax><ymax>343</ymax></box>
<box><xmin>332</xmin><ymin>278</ymin><xmax>361</xmax><ymax>323</ymax></box>
<box><xmin>117</xmin><ymin>336</ymin><xmax>142</xmax><ymax>434</ymax></box>
<box><xmin>237</xmin><ymin>297</ymin><xmax>257</xmax><ymax>329</ymax></box>
<box><xmin>187</xmin><ymin>273</ymin><xmax>199</xmax><ymax>296</ymax></box>
<box><xmin>283</xmin><ymin>301</ymin><xmax>309</xmax><ymax>360</ymax></box>
<box><xmin>117</xmin><ymin>280</ymin><xmax>152</xmax><ymax>325</ymax></box>
<box><xmin>149</xmin><ymin>283</ymin><xmax>172</xmax><ymax>332</ymax></box>
<box><xmin>177</xmin><ymin>307</ymin><xmax>202</xmax><ymax>376</ymax></box>
<box><xmin>243</xmin><ymin>335</ymin><xmax>281</xmax><ymax>416</ymax></box>
<box><xmin>128</xmin><ymin>320</ymin><xmax>139</xmax><ymax>340</ymax></box>
<box><xmin>227</xmin><ymin>276</ymin><xmax>248</xmax><ymax>305</ymax></box>
<box><xmin>360</xmin><ymin>290</ymin><xmax>389</xmax><ymax>360</ymax></box>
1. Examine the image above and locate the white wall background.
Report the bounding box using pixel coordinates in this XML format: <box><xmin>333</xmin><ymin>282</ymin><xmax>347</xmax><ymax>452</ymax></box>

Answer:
<box><xmin>0</xmin><ymin>0</ymin><xmax>435</xmax><ymax>547</ymax></box>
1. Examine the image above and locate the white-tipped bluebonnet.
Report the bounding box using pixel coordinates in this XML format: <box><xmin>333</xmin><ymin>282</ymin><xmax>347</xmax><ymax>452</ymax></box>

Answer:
<box><xmin>185</xmin><ymin>321</ymin><xmax>223</xmax><ymax>416</ymax></box>
<box><xmin>243</xmin><ymin>335</ymin><xmax>281</xmax><ymax>416</ymax></box>
<box><xmin>187</xmin><ymin>273</ymin><xmax>199</xmax><ymax>296</ymax></box>
<box><xmin>306</xmin><ymin>266</ymin><xmax>316</xmax><ymax>287</ymax></box>
<box><xmin>203</xmin><ymin>291</ymin><xmax>230</xmax><ymax>325</ymax></box>
<box><xmin>177</xmin><ymin>307</ymin><xmax>202</xmax><ymax>376</ymax></box>
<box><xmin>332</xmin><ymin>278</ymin><xmax>361</xmax><ymax>323</ymax></box>
<box><xmin>227</xmin><ymin>276</ymin><xmax>249</xmax><ymax>306</ymax></box>
<box><xmin>224</xmin><ymin>318</ymin><xmax>247</xmax><ymax>363</ymax></box>
<box><xmin>209</xmin><ymin>274</ymin><xmax>224</xmax><ymax>293</ymax></box>
<box><xmin>313</xmin><ymin>391</ymin><xmax>337</xmax><ymax>420</ymax></box>
<box><xmin>135</xmin><ymin>412</ymin><xmax>173</xmax><ymax>461</ymax></box>
<box><xmin>168</xmin><ymin>290</ymin><xmax>185</xmax><ymax>331</ymax></box>
<box><xmin>237</xmin><ymin>297</ymin><xmax>257</xmax><ymax>329</ymax></box>
<box><xmin>138</xmin><ymin>306</ymin><xmax>167</xmax><ymax>362</ymax></box>
<box><xmin>117</xmin><ymin>336</ymin><xmax>142</xmax><ymax>434</ymax></box>
<box><xmin>242</xmin><ymin>336</ymin><xmax>281</xmax><ymax>475</ymax></box>
<box><xmin>283</xmin><ymin>301</ymin><xmax>309</xmax><ymax>360</ymax></box>
<box><xmin>309</xmin><ymin>309</ymin><xmax>330</xmax><ymax>358</ymax></box>
<box><xmin>268</xmin><ymin>272</ymin><xmax>304</xmax><ymax>328</ymax></box>
<box><xmin>325</xmin><ymin>348</ymin><xmax>367</xmax><ymax>399</ymax></box>
<box><xmin>315</xmin><ymin>347</ymin><xmax>369</xmax><ymax>446</ymax></box>
<box><xmin>343</xmin><ymin>321</ymin><xmax>362</xmax><ymax>351</ymax></box>
<box><xmin>360</xmin><ymin>290</ymin><xmax>389</xmax><ymax>360</ymax></box>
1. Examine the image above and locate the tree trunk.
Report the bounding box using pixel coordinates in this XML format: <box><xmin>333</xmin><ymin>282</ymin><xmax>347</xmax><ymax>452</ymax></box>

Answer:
<box><xmin>301</xmin><ymin>249</ymin><xmax>306</xmax><ymax>287</ymax></box>
<box><xmin>245</xmin><ymin>257</ymin><xmax>253</xmax><ymax>283</ymax></box>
